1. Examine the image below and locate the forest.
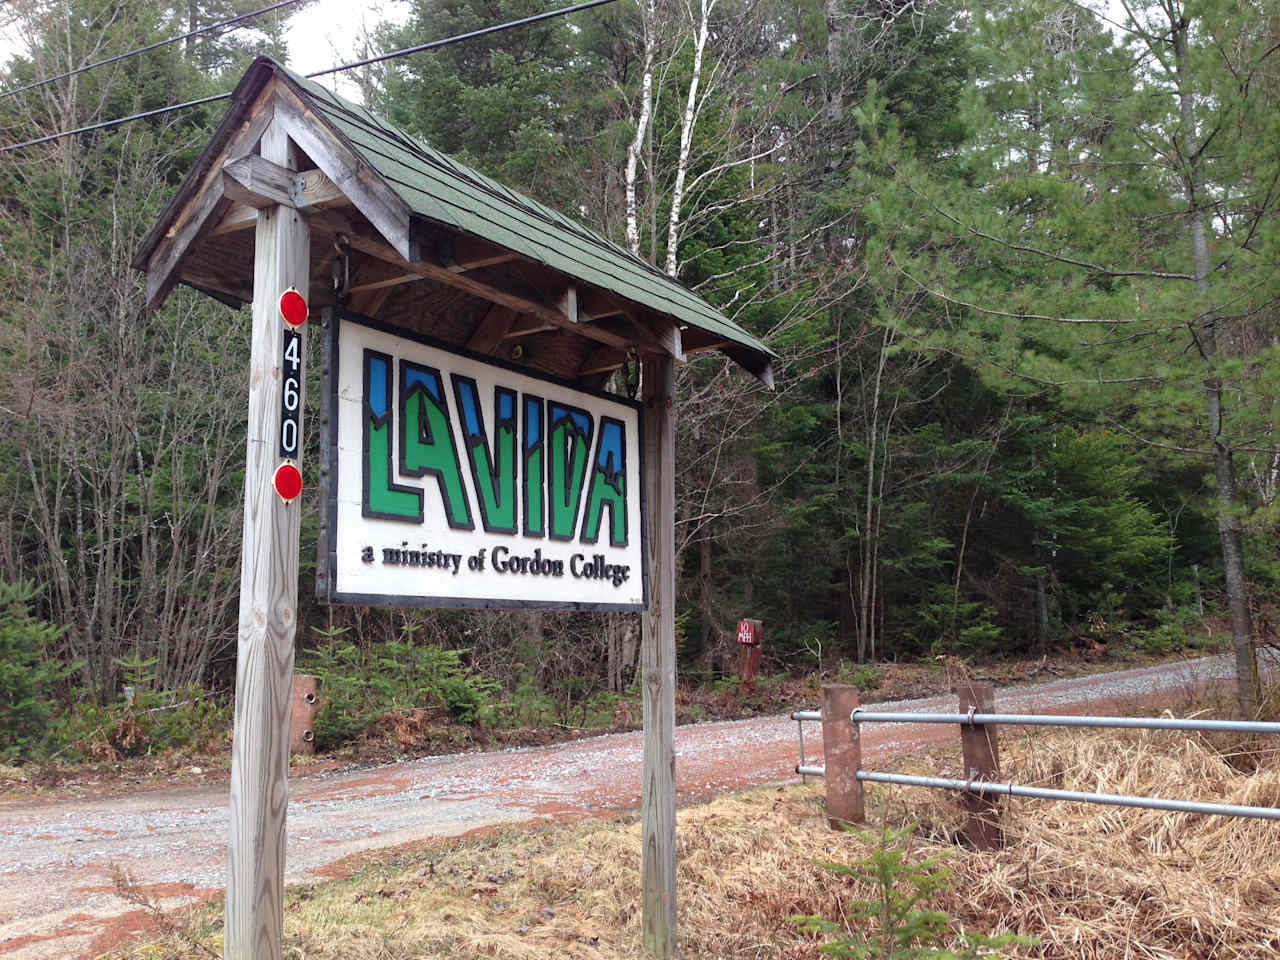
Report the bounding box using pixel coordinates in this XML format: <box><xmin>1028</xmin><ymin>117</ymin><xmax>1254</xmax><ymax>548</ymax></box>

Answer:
<box><xmin>1</xmin><ymin>0</ymin><xmax>1277</xmax><ymax>760</ymax></box>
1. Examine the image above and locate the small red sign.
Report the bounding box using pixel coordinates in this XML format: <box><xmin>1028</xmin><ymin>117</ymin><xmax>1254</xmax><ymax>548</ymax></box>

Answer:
<box><xmin>279</xmin><ymin>288</ymin><xmax>308</xmax><ymax>328</ymax></box>
<box><xmin>737</xmin><ymin>619</ymin><xmax>761</xmax><ymax>646</ymax></box>
<box><xmin>273</xmin><ymin>462</ymin><xmax>303</xmax><ymax>501</ymax></box>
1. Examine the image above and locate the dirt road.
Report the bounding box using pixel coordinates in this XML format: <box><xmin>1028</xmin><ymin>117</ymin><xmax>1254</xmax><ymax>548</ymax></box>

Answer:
<box><xmin>0</xmin><ymin>655</ymin><xmax>1241</xmax><ymax>958</ymax></box>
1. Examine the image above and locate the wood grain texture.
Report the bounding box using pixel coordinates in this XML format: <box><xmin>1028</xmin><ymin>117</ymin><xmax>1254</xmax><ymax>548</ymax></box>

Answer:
<box><xmin>144</xmin><ymin>94</ymin><xmax>276</xmax><ymax>309</ymax></box>
<box><xmin>821</xmin><ymin>685</ymin><xmax>864</xmax><ymax>828</ymax></box>
<box><xmin>641</xmin><ymin>354</ymin><xmax>678</xmax><ymax>958</ymax></box>
<box><xmin>958</xmin><ymin>682</ymin><xmax>1002</xmax><ymax>850</ymax></box>
<box><xmin>466</xmin><ymin>304</ymin><xmax>519</xmax><ymax>353</ymax></box>
<box><xmin>273</xmin><ymin>86</ymin><xmax>415</xmax><ymax>263</ymax></box>
<box><xmin>226</xmin><ymin>119</ymin><xmax>310</xmax><ymax>960</ymax></box>
<box><xmin>223</xmin><ymin>155</ymin><xmax>297</xmax><ymax>209</ymax></box>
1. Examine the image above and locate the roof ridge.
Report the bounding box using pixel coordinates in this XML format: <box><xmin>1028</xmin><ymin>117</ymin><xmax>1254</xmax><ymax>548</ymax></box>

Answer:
<box><xmin>282</xmin><ymin>62</ymin><xmax>718</xmax><ymax>289</ymax></box>
<box><xmin>267</xmin><ymin>58</ymin><xmax>773</xmax><ymax>368</ymax></box>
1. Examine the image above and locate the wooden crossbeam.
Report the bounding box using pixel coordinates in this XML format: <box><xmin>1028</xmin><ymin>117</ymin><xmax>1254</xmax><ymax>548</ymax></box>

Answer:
<box><xmin>577</xmin><ymin>345</ymin><xmax>626</xmax><ymax>376</ymax></box>
<box><xmin>466</xmin><ymin>305</ymin><xmax>520</xmax><ymax>352</ymax></box>
<box><xmin>143</xmin><ymin>90</ymin><xmax>276</xmax><ymax>309</ymax></box>
<box><xmin>222</xmin><ymin>155</ymin><xmax>350</xmax><ymax>213</ymax></box>
<box><xmin>438</xmin><ymin>233</ymin><xmax>521</xmax><ymax>273</ymax></box>
<box><xmin>318</xmin><ymin>218</ymin><xmax>679</xmax><ymax>358</ymax></box>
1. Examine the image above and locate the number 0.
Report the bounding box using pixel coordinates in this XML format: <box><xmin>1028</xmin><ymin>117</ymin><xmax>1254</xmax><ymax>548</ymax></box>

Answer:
<box><xmin>281</xmin><ymin>419</ymin><xmax>297</xmax><ymax>454</ymax></box>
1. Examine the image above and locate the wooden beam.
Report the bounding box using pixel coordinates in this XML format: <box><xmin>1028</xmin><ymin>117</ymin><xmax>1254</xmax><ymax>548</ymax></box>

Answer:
<box><xmin>640</xmin><ymin>353</ymin><xmax>678</xmax><ymax>957</ymax></box>
<box><xmin>291</xmin><ymin>167</ymin><xmax>347</xmax><ymax>212</ymax></box>
<box><xmin>273</xmin><ymin>85</ymin><xmax>416</xmax><ymax>263</ymax></box>
<box><xmin>347</xmin><ymin>285</ymin><xmax>395</xmax><ymax>317</ymax></box>
<box><xmin>143</xmin><ymin>88</ymin><xmax>276</xmax><ymax>310</ymax></box>
<box><xmin>438</xmin><ymin>232</ymin><xmax>521</xmax><ymax>272</ymax></box>
<box><xmin>682</xmin><ymin>339</ymin><xmax>729</xmax><ymax>355</ymax></box>
<box><xmin>178</xmin><ymin>257</ymin><xmax>254</xmax><ymax>306</ymax></box>
<box><xmin>328</xmin><ymin>223</ymin><xmax>647</xmax><ymax>353</ymax></box>
<box><xmin>226</xmin><ymin>119</ymin><xmax>309</xmax><ymax>960</ymax></box>
<box><xmin>210</xmin><ymin>202</ymin><xmax>261</xmax><ymax>237</ymax></box>
<box><xmin>308</xmin><ymin>211</ymin><xmax>682</xmax><ymax>360</ymax></box>
<box><xmin>577</xmin><ymin>345</ymin><xmax>626</xmax><ymax>376</ymax></box>
<box><xmin>503</xmin><ymin>316</ymin><xmax>558</xmax><ymax>339</ymax></box>
<box><xmin>577</xmin><ymin>288</ymin><xmax>682</xmax><ymax>360</ymax></box>
<box><xmin>222</xmin><ymin>155</ymin><xmax>349</xmax><ymax>213</ymax></box>
<box><xmin>223</xmin><ymin>154</ymin><xmax>296</xmax><ymax>209</ymax></box>
<box><xmin>631</xmin><ymin>315</ymin><xmax>682</xmax><ymax>361</ymax></box>
<box><xmin>578</xmin><ymin>287</ymin><xmax>633</xmax><ymax>321</ymax></box>
<box><xmin>559</xmin><ymin>285</ymin><xmax>580</xmax><ymax>323</ymax></box>
<box><xmin>346</xmin><ymin>256</ymin><xmax>423</xmax><ymax>295</ymax></box>
<box><xmin>466</xmin><ymin>304</ymin><xmax>520</xmax><ymax>353</ymax></box>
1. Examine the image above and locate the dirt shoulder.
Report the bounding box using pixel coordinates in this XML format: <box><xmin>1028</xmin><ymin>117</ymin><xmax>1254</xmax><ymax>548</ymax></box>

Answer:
<box><xmin>0</xmin><ymin>653</ymin><xmax>1241</xmax><ymax>960</ymax></box>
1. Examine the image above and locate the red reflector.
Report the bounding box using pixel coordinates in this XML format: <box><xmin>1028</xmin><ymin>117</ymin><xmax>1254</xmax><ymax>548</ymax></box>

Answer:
<box><xmin>279</xmin><ymin>288</ymin><xmax>308</xmax><ymax>327</ymax></box>
<box><xmin>273</xmin><ymin>462</ymin><xmax>303</xmax><ymax>501</ymax></box>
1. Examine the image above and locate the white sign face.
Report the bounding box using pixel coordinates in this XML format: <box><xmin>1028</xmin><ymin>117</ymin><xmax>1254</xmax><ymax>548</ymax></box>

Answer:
<box><xmin>319</xmin><ymin>310</ymin><xmax>647</xmax><ymax>610</ymax></box>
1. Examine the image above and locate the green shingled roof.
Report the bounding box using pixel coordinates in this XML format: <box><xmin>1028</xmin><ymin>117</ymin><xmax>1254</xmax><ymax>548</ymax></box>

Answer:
<box><xmin>271</xmin><ymin>61</ymin><xmax>773</xmax><ymax>370</ymax></box>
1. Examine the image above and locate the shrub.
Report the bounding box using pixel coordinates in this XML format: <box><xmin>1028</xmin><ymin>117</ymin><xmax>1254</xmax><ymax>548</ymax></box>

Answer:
<box><xmin>300</xmin><ymin>626</ymin><xmax>499</xmax><ymax>749</ymax></box>
<box><xmin>793</xmin><ymin>823</ymin><xmax>1031</xmax><ymax>958</ymax></box>
<box><xmin>0</xmin><ymin>581</ymin><xmax>68</xmax><ymax>762</ymax></box>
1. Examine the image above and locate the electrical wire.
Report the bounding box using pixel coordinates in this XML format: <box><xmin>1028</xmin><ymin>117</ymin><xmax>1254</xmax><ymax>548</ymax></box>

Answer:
<box><xmin>0</xmin><ymin>0</ymin><xmax>310</xmax><ymax>102</ymax></box>
<box><xmin>1</xmin><ymin>0</ymin><xmax>621</xmax><ymax>154</ymax></box>
<box><xmin>305</xmin><ymin>0</ymin><xmax>620</xmax><ymax>77</ymax></box>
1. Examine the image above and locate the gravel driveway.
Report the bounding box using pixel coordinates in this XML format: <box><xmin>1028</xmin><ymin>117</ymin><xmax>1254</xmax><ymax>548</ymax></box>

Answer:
<box><xmin>0</xmin><ymin>654</ymin><xmax>1245</xmax><ymax>958</ymax></box>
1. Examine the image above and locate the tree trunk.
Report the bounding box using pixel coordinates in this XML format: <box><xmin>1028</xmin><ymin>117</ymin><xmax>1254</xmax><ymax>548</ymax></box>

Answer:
<box><xmin>625</xmin><ymin>0</ymin><xmax>656</xmax><ymax>259</ymax></box>
<box><xmin>1172</xmin><ymin>16</ymin><xmax>1258</xmax><ymax>716</ymax></box>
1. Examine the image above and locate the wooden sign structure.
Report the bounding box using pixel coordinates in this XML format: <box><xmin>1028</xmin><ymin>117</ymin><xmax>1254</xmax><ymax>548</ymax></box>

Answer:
<box><xmin>317</xmin><ymin>309</ymin><xmax>648</xmax><ymax>611</ymax></box>
<box><xmin>133</xmin><ymin>56</ymin><xmax>773</xmax><ymax>960</ymax></box>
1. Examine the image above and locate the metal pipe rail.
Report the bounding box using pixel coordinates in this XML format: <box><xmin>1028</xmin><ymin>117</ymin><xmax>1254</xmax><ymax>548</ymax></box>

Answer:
<box><xmin>850</xmin><ymin>710</ymin><xmax>1280</xmax><ymax>735</ymax></box>
<box><xmin>791</xmin><ymin>702</ymin><xmax>1280</xmax><ymax>823</ymax></box>
<box><xmin>857</xmin><ymin>770</ymin><xmax>1280</xmax><ymax>821</ymax></box>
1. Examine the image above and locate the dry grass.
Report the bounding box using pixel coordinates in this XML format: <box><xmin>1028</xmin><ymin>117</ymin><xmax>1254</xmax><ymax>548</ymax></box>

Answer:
<box><xmin>106</xmin><ymin>729</ymin><xmax>1280</xmax><ymax>960</ymax></box>
<box><xmin>910</xmin><ymin>728</ymin><xmax>1280</xmax><ymax>959</ymax></box>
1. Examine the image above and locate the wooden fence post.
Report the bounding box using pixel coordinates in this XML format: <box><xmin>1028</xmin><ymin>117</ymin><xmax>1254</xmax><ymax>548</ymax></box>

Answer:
<box><xmin>821</xmin><ymin>685</ymin><xmax>863</xmax><ymax>828</ymax></box>
<box><xmin>958</xmin><ymin>682</ymin><xmax>1001</xmax><ymax>850</ymax></box>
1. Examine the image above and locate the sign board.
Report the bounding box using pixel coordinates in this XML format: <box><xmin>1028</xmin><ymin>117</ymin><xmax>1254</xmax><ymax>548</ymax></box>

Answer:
<box><xmin>318</xmin><ymin>309</ymin><xmax>647</xmax><ymax>610</ymax></box>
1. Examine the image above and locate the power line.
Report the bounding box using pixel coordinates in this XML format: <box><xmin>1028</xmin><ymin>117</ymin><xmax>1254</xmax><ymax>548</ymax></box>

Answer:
<box><xmin>306</xmin><ymin>0</ymin><xmax>620</xmax><ymax>77</ymax></box>
<box><xmin>1</xmin><ymin>0</ymin><xmax>621</xmax><ymax>154</ymax></box>
<box><xmin>2</xmin><ymin>92</ymin><xmax>233</xmax><ymax>153</ymax></box>
<box><xmin>0</xmin><ymin>0</ymin><xmax>310</xmax><ymax>103</ymax></box>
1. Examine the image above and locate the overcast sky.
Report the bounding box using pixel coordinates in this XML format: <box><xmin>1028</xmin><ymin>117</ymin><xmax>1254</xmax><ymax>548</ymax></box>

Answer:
<box><xmin>284</xmin><ymin>0</ymin><xmax>407</xmax><ymax>98</ymax></box>
<box><xmin>0</xmin><ymin>0</ymin><xmax>408</xmax><ymax>102</ymax></box>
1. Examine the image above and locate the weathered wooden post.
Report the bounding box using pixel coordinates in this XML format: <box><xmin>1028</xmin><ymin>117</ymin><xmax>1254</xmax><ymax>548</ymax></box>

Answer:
<box><xmin>226</xmin><ymin>120</ymin><xmax>310</xmax><ymax>960</ymax></box>
<box><xmin>641</xmin><ymin>354</ymin><xmax>678</xmax><ymax>957</ymax></box>
<box><xmin>290</xmin><ymin>674</ymin><xmax>320</xmax><ymax>756</ymax></box>
<box><xmin>958</xmin><ymin>681</ymin><xmax>1001</xmax><ymax>850</ymax></box>
<box><xmin>134</xmin><ymin>57</ymin><xmax>775</xmax><ymax>960</ymax></box>
<box><xmin>821</xmin><ymin>684</ymin><xmax>863</xmax><ymax>828</ymax></box>
<box><xmin>736</xmin><ymin>618</ymin><xmax>762</xmax><ymax>691</ymax></box>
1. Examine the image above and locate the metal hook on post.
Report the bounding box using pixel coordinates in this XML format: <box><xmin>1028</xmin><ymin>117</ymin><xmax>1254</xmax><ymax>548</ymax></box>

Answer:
<box><xmin>332</xmin><ymin>234</ymin><xmax>351</xmax><ymax>304</ymax></box>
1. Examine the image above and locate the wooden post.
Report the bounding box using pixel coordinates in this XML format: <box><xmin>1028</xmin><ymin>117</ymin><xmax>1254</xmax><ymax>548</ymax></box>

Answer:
<box><xmin>822</xmin><ymin>684</ymin><xmax>863</xmax><ymax>828</ymax></box>
<box><xmin>641</xmin><ymin>354</ymin><xmax>678</xmax><ymax>958</ymax></box>
<box><xmin>226</xmin><ymin>119</ymin><xmax>310</xmax><ymax>960</ymax></box>
<box><xmin>958</xmin><ymin>682</ymin><xmax>1001</xmax><ymax>850</ymax></box>
<box><xmin>736</xmin><ymin>619</ymin><xmax>762</xmax><ymax>691</ymax></box>
<box><xmin>290</xmin><ymin>674</ymin><xmax>319</xmax><ymax>756</ymax></box>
